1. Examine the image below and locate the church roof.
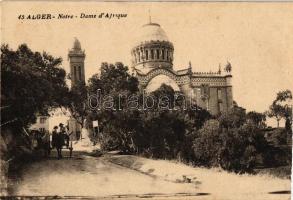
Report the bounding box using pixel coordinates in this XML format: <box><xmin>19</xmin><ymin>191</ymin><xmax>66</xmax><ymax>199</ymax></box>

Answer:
<box><xmin>134</xmin><ymin>23</ymin><xmax>169</xmax><ymax>45</ymax></box>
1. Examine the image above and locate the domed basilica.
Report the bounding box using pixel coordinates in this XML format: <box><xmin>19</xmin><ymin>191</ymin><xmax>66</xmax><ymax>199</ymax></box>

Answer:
<box><xmin>130</xmin><ymin>20</ymin><xmax>233</xmax><ymax>115</ymax></box>
<box><xmin>69</xmin><ymin>20</ymin><xmax>233</xmax><ymax>115</ymax></box>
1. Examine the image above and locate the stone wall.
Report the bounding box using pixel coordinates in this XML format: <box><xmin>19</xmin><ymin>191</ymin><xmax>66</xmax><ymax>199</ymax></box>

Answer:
<box><xmin>226</xmin><ymin>86</ymin><xmax>233</xmax><ymax>109</ymax></box>
<box><xmin>208</xmin><ymin>87</ymin><xmax>218</xmax><ymax>115</ymax></box>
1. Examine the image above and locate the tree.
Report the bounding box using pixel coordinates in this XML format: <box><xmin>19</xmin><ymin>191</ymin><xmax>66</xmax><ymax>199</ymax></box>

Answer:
<box><xmin>267</xmin><ymin>90</ymin><xmax>292</xmax><ymax>128</ymax></box>
<box><xmin>87</xmin><ymin>65</ymin><xmax>213</xmax><ymax>160</ymax></box>
<box><xmin>266</xmin><ymin>104</ymin><xmax>284</xmax><ymax>128</ymax></box>
<box><xmin>87</xmin><ymin>62</ymin><xmax>140</xmax><ymax>152</ymax></box>
<box><xmin>185</xmin><ymin>105</ymin><xmax>211</xmax><ymax>131</ymax></box>
<box><xmin>99</xmin><ymin>62</ymin><xmax>139</xmax><ymax>95</ymax></box>
<box><xmin>1</xmin><ymin>44</ymin><xmax>69</xmax><ymax>165</ymax></box>
<box><xmin>66</xmin><ymin>82</ymin><xmax>88</xmax><ymax>129</ymax></box>
<box><xmin>218</xmin><ymin>104</ymin><xmax>246</xmax><ymax>129</ymax></box>
<box><xmin>190</xmin><ymin>103</ymin><xmax>273</xmax><ymax>173</ymax></box>
<box><xmin>246</xmin><ymin>111</ymin><xmax>266</xmax><ymax>128</ymax></box>
<box><xmin>275</xmin><ymin>90</ymin><xmax>292</xmax><ymax>132</ymax></box>
<box><xmin>192</xmin><ymin>117</ymin><xmax>268</xmax><ymax>173</ymax></box>
<box><xmin>1</xmin><ymin>44</ymin><xmax>68</xmax><ymax>131</ymax></box>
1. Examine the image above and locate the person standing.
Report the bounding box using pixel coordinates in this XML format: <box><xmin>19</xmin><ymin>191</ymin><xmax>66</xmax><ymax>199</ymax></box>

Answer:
<box><xmin>55</xmin><ymin>130</ymin><xmax>63</xmax><ymax>159</ymax></box>
<box><xmin>64</xmin><ymin>125</ymin><xmax>72</xmax><ymax>148</ymax></box>
<box><xmin>51</xmin><ymin>126</ymin><xmax>58</xmax><ymax>150</ymax></box>
<box><xmin>42</xmin><ymin>130</ymin><xmax>51</xmax><ymax>157</ymax></box>
<box><xmin>52</xmin><ymin>126</ymin><xmax>63</xmax><ymax>159</ymax></box>
<box><xmin>59</xmin><ymin>123</ymin><xmax>68</xmax><ymax>147</ymax></box>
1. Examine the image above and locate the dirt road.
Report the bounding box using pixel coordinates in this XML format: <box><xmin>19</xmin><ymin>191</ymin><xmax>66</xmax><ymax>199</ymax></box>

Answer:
<box><xmin>7</xmin><ymin>151</ymin><xmax>290</xmax><ymax>200</ymax></box>
<box><xmin>8</xmin><ymin>151</ymin><xmax>203</xmax><ymax>199</ymax></box>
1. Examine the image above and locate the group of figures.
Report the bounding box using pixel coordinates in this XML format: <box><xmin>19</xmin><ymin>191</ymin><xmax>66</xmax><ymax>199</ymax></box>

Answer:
<box><xmin>51</xmin><ymin>123</ymin><xmax>72</xmax><ymax>159</ymax></box>
<box><xmin>31</xmin><ymin>123</ymin><xmax>73</xmax><ymax>159</ymax></box>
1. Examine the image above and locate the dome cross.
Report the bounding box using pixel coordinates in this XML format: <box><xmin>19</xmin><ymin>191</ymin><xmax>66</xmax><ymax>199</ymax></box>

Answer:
<box><xmin>148</xmin><ymin>9</ymin><xmax>152</xmax><ymax>24</ymax></box>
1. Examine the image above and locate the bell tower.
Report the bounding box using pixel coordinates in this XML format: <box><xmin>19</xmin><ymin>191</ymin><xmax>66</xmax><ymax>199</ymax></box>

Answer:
<box><xmin>68</xmin><ymin>38</ymin><xmax>85</xmax><ymax>86</ymax></box>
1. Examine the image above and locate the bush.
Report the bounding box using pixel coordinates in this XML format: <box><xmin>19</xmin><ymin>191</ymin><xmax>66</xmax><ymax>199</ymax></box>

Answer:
<box><xmin>218</xmin><ymin>127</ymin><xmax>258</xmax><ymax>173</ymax></box>
<box><xmin>193</xmin><ymin>119</ymin><xmax>221</xmax><ymax>167</ymax></box>
<box><xmin>192</xmin><ymin>115</ymin><xmax>269</xmax><ymax>173</ymax></box>
<box><xmin>264</xmin><ymin>128</ymin><xmax>288</xmax><ymax>145</ymax></box>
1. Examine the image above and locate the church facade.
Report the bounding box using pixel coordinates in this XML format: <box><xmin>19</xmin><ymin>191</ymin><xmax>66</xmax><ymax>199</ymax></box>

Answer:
<box><xmin>131</xmin><ymin>22</ymin><xmax>233</xmax><ymax>115</ymax></box>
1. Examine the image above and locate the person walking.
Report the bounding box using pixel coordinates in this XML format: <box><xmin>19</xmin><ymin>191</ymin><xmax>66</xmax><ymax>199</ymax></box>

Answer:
<box><xmin>52</xmin><ymin>126</ymin><xmax>63</xmax><ymax>159</ymax></box>
<box><xmin>59</xmin><ymin>123</ymin><xmax>68</xmax><ymax>147</ymax></box>
<box><xmin>51</xmin><ymin>126</ymin><xmax>58</xmax><ymax>150</ymax></box>
<box><xmin>55</xmin><ymin>130</ymin><xmax>64</xmax><ymax>159</ymax></box>
<box><xmin>64</xmin><ymin>125</ymin><xmax>73</xmax><ymax>148</ymax></box>
<box><xmin>42</xmin><ymin>130</ymin><xmax>51</xmax><ymax>157</ymax></box>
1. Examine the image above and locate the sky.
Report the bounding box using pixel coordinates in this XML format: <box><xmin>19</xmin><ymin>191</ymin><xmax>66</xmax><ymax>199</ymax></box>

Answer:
<box><xmin>2</xmin><ymin>2</ymin><xmax>293</xmax><ymax>127</ymax></box>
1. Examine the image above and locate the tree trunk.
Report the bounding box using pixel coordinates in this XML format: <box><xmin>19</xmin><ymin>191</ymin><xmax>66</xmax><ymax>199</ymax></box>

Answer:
<box><xmin>285</xmin><ymin>118</ymin><xmax>292</xmax><ymax>133</ymax></box>
<box><xmin>80</xmin><ymin>123</ymin><xmax>84</xmax><ymax>141</ymax></box>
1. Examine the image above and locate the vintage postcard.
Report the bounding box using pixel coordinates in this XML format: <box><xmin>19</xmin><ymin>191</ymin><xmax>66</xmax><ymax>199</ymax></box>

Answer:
<box><xmin>1</xmin><ymin>1</ymin><xmax>292</xmax><ymax>199</ymax></box>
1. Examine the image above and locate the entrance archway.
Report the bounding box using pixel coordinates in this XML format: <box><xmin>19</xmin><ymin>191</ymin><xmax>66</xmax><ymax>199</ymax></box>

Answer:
<box><xmin>145</xmin><ymin>74</ymin><xmax>180</xmax><ymax>93</ymax></box>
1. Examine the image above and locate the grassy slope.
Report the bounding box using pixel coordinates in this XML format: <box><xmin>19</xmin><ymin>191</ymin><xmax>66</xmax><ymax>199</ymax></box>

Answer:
<box><xmin>105</xmin><ymin>154</ymin><xmax>291</xmax><ymax>200</ymax></box>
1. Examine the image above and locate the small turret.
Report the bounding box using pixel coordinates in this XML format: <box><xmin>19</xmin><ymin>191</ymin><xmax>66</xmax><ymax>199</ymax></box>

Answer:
<box><xmin>188</xmin><ymin>61</ymin><xmax>192</xmax><ymax>75</ymax></box>
<box><xmin>218</xmin><ymin>63</ymin><xmax>221</xmax><ymax>74</ymax></box>
<box><xmin>224</xmin><ymin>61</ymin><xmax>232</xmax><ymax>73</ymax></box>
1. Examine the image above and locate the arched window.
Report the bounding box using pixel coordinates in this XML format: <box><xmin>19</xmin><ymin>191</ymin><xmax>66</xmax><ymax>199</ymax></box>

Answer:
<box><xmin>78</xmin><ymin>66</ymin><xmax>82</xmax><ymax>81</ymax></box>
<box><xmin>162</xmin><ymin>49</ymin><xmax>165</xmax><ymax>59</ymax></box>
<box><xmin>151</xmin><ymin>49</ymin><xmax>154</xmax><ymax>60</ymax></box>
<box><xmin>145</xmin><ymin>50</ymin><xmax>148</xmax><ymax>60</ymax></box>
<box><xmin>74</xmin><ymin>66</ymin><xmax>77</xmax><ymax>79</ymax></box>
<box><xmin>166</xmin><ymin>50</ymin><xmax>169</xmax><ymax>60</ymax></box>
<box><xmin>156</xmin><ymin>49</ymin><xmax>160</xmax><ymax>59</ymax></box>
<box><xmin>138</xmin><ymin>51</ymin><xmax>140</xmax><ymax>62</ymax></box>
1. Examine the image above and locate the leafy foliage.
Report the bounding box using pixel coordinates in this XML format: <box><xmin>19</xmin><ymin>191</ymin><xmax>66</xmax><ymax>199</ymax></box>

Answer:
<box><xmin>87</xmin><ymin>63</ymin><xmax>210</xmax><ymax>160</ymax></box>
<box><xmin>87</xmin><ymin>63</ymin><xmax>290</xmax><ymax>173</ymax></box>
<box><xmin>218</xmin><ymin>105</ymin><xmax>246</xmax><ymax>129</ymax></box>
<box><xmin>218</xmin><ymin>123</ymin><xmax>265</xmax><ymax>173</ymax></box>
<box><xmin>1</xmin><ymin>44</ymin><xmax>68</xmax><ymax>130</ymax></box>
<box><xmin>266</xmin><ymin>90</ymin><xmax>292</xmax><ymax>129</ymax></box>
<box><xmin>246</xmin><ymin>111</ymin><xmax>266</xmax><ymax>128</ymax></box>
<box><xmin>87</xmin><ymin>62</ymin><xmax>140</xmax><ymax>150</ymax></box>
<box><xmin>193</xmin><ymin>119</ymin><xmax>221</xmax><ymax>166</ymax></box>
<box><xmin>193</xmin><ymin>106</ymin><xmax>270</xmax><ymax>173</ymax></box>
<box><xmin>66</xmin><ymin>82</ymin><xmax>88</xmax><ymax>128</ymax></box>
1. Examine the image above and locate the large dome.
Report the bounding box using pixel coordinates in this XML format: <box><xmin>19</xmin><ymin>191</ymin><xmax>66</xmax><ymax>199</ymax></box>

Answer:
<box><xmin>131</xmin><ymin>22</ymin><xmax>174</xmax><ymax>70</ymax></box>
<box><xmin>135</xmin><ymin>23</ymin><xmax>169</xmax><ymax>45</ymax></box>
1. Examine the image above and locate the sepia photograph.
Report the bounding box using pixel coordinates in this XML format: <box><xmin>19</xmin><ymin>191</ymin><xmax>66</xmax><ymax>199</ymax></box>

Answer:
<box><xmin>0</xmin><ymin>1</ymin><xmax>292</xmax><ymax>199</ymax></box>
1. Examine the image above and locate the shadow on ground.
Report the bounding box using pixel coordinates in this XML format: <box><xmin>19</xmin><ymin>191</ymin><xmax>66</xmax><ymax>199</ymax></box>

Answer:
<box><xmin>268</xmin><ymin>190</ymin><xmax>290</xmax><ymax>194</ymax></box>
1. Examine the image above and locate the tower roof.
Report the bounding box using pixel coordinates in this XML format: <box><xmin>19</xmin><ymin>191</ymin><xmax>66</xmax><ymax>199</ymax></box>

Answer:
<box><xmin>73</xmin><ymin>38</ymin><xmax>81</xmax><ymax>50</ymax></box>
<box><xmin>68</xmin><ymin>37</ymin><xmax>85</xmax><ymax>57</ymax></box>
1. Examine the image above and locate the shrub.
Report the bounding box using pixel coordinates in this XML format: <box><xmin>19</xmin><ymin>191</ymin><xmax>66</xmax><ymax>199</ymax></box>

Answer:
<box><xmin>192</xmin><ymin>119</ymin><xmax>221</xmax><ymax>167</ymax></box>
<box><xmin>218</xmin><ymin>127</ymin><xmax>258</xmax><ymax>173</ymax></box>
<box><xmin>192</xmin><ymin>117</ymin><xmax>269</xmax><ymax>173</ymax></box>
